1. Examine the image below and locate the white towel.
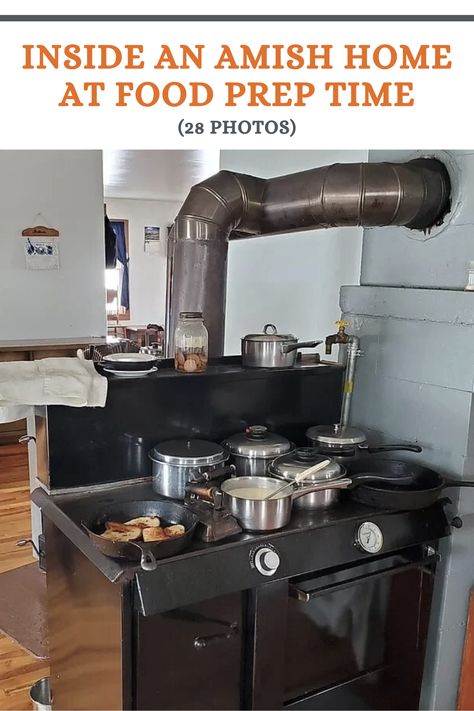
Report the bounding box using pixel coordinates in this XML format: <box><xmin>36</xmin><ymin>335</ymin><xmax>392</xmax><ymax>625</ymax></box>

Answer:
<box><xmin>0</xmin><ymin>357</ymin><xmax>108</xmax><ymax>408</ymax></box>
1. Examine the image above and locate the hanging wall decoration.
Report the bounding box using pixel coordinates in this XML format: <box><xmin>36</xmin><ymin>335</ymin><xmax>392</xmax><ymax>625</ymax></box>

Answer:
<box><xmin>22</xmin><ymin>220</ymin><xmax>60</xmax><ymax>270</ymax></box>
<box><xmin>144</xmin><ymin>225</ymin><xmax>160</xmax><ymax>254</ymax></box>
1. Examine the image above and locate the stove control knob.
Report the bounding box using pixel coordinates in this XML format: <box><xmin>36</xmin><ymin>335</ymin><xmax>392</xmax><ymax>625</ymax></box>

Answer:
<box><xmin>253</xmin><ymin>546</ymin><xmax>280</xmax><ymax>576</ymax></box>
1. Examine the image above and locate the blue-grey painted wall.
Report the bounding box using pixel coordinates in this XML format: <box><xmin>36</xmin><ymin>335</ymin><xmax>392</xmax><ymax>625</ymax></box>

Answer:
<box><xmin>341</xmin><ymin>149</ymin><xmax>474</xmax><ymax>710</ymax></box>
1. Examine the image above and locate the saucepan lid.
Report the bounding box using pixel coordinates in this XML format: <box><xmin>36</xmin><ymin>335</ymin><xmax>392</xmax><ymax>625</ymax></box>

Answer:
<box><xmin>269</xmin><ymin>447</ymin><xmax>344</xmax><ymax>482</ymax></box>
<box><xmin>242</xmin><ymin>324</ymin><xmax>297</xmax><ymax>343</ymax></box>
<box><xmin>149</xmin><ymin>439</ymin><xmax>228</xmax><ymax>466</ymax></box>
<box><xmin>222</xmin><ymin>425</ymin><xmax>292</xmax><ymax>459</ymax></box>
<box><xmin>306</xmin><ymin>424</ymin><xmax>367</xmax><ymax>447</ymax></box>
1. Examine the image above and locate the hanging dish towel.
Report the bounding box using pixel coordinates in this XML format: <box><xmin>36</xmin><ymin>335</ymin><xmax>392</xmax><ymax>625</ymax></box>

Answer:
<box><xmin>0</xmin><ymin>357</ymin><xmax>108</xmax><ymax>408</ymax></box>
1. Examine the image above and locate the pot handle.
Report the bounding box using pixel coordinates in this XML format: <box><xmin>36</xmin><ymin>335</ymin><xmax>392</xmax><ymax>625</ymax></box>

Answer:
<box><xmin>442</xmin><ymin>478</ymin><xmax>474</xmax><ymax>489</ymax></box>
<box><xmin>189</xmin><ymin>464</ymin><xmax>236</xmax><ymax>484</ymax></box>
<box><xmin>291</xmin><ymin>477</ymin><xmax>352</xmax><ymax>499</ymax></box>
<box><xmin>362</xmin><ymin>444</ymin><xmax>423</xmax><ymax>454</ymax></box>
<box><xmin>187</xmin><ymin>483</ymin><xmax>215</xmax><ymax>500</ymax></box>
<box><xmin>283</xmin><ymin>340</ymin><xmax>322</xmax><ymax>354</ymax></box>
<box><xmin>186</xmin><ymin>483</ymin><xmax>224</xmax><ymax>508</ymax></box>
<box><xmin>137</xmin><ymin>546</ymin><xmax>158</xmax><ymax>572</ymax></box>
<box><xmin>348</xmin><ymin>472</ymin><xmax>414</xmax><ymax>487</ymax></box>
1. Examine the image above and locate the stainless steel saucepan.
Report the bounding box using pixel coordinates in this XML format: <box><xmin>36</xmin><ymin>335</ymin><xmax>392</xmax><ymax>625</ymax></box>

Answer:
<box><xmin>149</xmin><ymin>439</ymin><xmax>235</xmax><ymax>500</ymax></box>
<box><xmin>221</xmin><ymin>425</ymin><xmax>292</xmax><ymax>477</ymax></box>
<box><xmin>220</xmin><ymin>475</ymin><xmax>351</xmax><ymax>532</ymax></box>
<box><xmin>268</xmin><ymin>448</ymin><xmax>348</xmax><ymax>510</ymax></box>
<box><xmin>241</xmin><ymin>324</ymin><xmax>321</xmax><ymax>368</ymax></box>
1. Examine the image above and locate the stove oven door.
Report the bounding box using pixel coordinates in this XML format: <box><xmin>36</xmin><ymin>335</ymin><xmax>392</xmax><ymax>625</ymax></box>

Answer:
<box><xmin>134</xmin><ymin>592</ymin><xmax>243</xmax><ymax>710</ymax></box>
<box><xmin>283</xmin><ymin>548</ymin><xmax>436</xmax><ymax>711</ymax></box>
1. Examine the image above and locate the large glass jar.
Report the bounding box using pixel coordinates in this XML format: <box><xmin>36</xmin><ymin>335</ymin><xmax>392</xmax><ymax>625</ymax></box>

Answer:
<box><xmin>174</xmin><ymin>311</ymin><xmax>209</xmax><ymax>373</ymax></box>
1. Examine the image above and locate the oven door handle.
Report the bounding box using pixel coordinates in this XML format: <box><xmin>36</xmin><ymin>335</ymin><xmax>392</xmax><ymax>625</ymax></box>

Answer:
<box><xmin>194</xmin><ymin>622</ymin><xmax>239</xmax><ymax>649</ymax></box>
<box><xmin>289</xmin><ymin>554</ymin><xmax>438</xmax><ymax>602</ymax></box>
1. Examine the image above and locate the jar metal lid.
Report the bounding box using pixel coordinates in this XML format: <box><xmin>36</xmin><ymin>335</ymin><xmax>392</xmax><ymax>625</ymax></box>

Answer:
<box><xmin>149</xmin><ymin>439</ymin><xmax>228</xmax><ymax>466</ymax></box>
<box><xmin>179</xmin><ymin>311</ymin><xmax>203</xmax><ymax>319</ymax></box>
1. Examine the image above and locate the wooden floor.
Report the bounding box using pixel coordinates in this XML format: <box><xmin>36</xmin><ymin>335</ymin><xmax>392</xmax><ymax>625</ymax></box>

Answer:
<box><xmin>0</xmin><ymin>444</ymin><xmax>49</xmax><ymax>710</ymax></box>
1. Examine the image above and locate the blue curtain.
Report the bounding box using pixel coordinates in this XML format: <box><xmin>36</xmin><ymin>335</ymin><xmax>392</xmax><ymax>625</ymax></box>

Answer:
<box><xmin>111</xmin><ymin>221</ymin><xmax>130</xmax><ymax>310</ymax></box>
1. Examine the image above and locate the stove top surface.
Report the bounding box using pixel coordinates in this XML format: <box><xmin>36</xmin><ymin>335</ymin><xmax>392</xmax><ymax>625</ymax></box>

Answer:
<box><xmin>36</xmin><ymin>481</ymin><xmax>450</xmax><ymax>614</ymax></box>
<box><xmin>52</xmin><ymin>480</ymin><xmax>405</xmax><ymax>547</ymax></box>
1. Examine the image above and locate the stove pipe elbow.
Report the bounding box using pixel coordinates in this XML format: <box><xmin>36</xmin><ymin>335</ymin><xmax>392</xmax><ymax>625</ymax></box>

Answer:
<box><xmin>167</xmin><ymin>158</ymin><xmax>451</xmax><ymax>357</ymax></box>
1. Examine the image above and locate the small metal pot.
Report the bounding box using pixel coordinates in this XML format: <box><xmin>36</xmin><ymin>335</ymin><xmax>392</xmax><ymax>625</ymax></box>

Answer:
<box><xmin>305</xmin><ymin>424</ymin><xmax>422</xmax><ymax>462</ymax></box>
<box><xmin>269</xmin><ymin>447</ymin><xmax>346</xmax><ymax>510</ymax></box>
<box><xmin>221</xmin><ymin>425</ymin><xmax>292</xmax><ymax>477</ymax></box>
<box><xmin>241</xmin><ymin>324</ymin><xmax>321</xmax><ymax>369</ymax></box>
<box><xmin>149</xmin><ymin>439</ymin><xmax>234</xmax><ymax>500</ymax></box>
<box><xmin>220</xmin><ymin>475</ymin><xmax>351</xmax><ymax>532</ymax></box>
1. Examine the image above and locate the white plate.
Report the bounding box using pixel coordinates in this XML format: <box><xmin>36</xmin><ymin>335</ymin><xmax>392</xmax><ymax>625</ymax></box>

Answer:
<box><xmin>103</xmin><ymin>366</ymin><xmax>158</xmax><ymax>377</ymax></box>
<box><xmin>103</xmin><ymin>352</ymin><xmax>156</xmax><ymax>364</ymax></box>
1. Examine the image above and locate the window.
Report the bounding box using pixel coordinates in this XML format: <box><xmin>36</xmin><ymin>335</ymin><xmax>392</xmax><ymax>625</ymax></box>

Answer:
<box><xmin>106</xmin><ymin>219</ymin><xmax>130</xmax><ymax>322</ymax></box>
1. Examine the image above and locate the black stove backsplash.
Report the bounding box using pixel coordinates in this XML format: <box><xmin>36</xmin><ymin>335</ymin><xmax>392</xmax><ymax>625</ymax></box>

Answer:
<box><xmin>46</xmin><ymin>358</ymin><xmax>343</xmax><ymax>489</ymax></box>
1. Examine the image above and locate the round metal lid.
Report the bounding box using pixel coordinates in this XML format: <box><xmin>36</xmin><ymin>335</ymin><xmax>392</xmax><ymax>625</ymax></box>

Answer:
<box><xmin>306</xmin><ymin>424</ymin><xmax>367</xmax><ymax>447</ymax></box>
<box><xmin>150</xmin><ymin>439</ymin><xmax>228</xmax><ymax>466</ymax></box>
<box><xmin>222</xmin><ymin>425</ymin><xmax>292</xmax><ymax>459</ymax></box>
<box><xmin>269</xmin><ymin>447</ymin><xmax>343</xmax><ymax>482</ymax></box>
<box><xmin>242</xmin><ymin>324</ymin><xmax>296</xmax><ymax>343</ymax></box>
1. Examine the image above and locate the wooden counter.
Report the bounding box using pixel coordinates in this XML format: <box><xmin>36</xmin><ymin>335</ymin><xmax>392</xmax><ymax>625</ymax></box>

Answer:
<box><xmin>0</xmin><ymin>337</ymin><xmax>105</xmax><ymax>362</ymax></box>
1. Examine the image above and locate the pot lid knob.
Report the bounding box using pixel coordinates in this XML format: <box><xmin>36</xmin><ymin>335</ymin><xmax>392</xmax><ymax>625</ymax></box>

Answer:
<box><xmin>294</xmin><ymin>447</ymin><xmax>320</xmax><ymax>462</ymax></box>
<box><xmin>263</xmin><ymin>324</ymin><xmax>278</xmax><ymax>335</ymax></box>
<box><xmin>246</xmin><ymin>425</ymin><xmax>268</xmax><ymax>440</ymax></box>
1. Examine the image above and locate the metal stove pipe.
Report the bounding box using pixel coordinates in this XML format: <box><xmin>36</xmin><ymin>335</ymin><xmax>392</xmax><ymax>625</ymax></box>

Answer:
<box><xmin>167</xmin><ymin>158</ymin><xmax>451</xmax><ymax>356</ymax></box>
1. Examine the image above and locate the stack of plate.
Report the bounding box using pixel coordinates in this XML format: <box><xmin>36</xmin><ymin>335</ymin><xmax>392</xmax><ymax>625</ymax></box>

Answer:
<box><xmin>100</xmin><ymin>352</ymin><xmax>159</xmax><ymax>377</ymax></box>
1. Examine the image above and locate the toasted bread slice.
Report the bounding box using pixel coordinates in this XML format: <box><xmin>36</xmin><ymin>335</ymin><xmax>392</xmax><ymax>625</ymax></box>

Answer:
<box><xmin>142</xmin><ymin>526</ymin><xmax>167</xmax><ymax>543</ymax></box>
<box><xmin>105</xmin><ymin>521</ymin><xmax>138</xmax><ymax>533</ymax></box>
<box><xmin>100</xmin><ymin>528</ymin><xmax>142</xmax><ymax>542</ymax></box>
<box><xmin>164</xmin><ymin>524</ymin><xmax>186</xmax><ymax>538</ymax></box>
<box><xmin>125</xmin><ymin>516</ymin><xmax>161</xmax><ymax>529</ymax></box>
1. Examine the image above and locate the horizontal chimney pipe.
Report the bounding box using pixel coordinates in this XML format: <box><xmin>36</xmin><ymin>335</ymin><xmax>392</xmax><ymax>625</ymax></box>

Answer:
<box><xmin>167</xmin><ymin>158</ymin><xmax>451</xmax><ymax>356</ymax></box>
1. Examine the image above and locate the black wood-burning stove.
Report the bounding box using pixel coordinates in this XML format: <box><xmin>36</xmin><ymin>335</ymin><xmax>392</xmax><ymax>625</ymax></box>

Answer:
<box><xmin>34</xmin><ymin>359</ymin><xmax>451</xmax><ymax>711</ymax></box>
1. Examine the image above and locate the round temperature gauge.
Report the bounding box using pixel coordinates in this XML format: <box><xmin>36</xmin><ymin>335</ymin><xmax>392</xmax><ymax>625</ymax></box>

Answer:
<box><xmin>355</xmin><ymin>521</ymin><xmax>383</xmax><ymax>554</ymax></box>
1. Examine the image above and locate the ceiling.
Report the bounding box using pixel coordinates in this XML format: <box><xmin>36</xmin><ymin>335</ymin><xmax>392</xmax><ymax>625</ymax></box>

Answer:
<box><xmin>103</xmin><ymin>149</ymin><xmax>220</xmax><ymax>202</ymax></box>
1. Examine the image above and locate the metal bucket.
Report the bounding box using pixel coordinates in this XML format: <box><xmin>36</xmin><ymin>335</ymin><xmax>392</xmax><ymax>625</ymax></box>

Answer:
<box><xmin>29</xmin><ymin>677</ymin><xmax>52</xmax><ymax>711</ymax></box>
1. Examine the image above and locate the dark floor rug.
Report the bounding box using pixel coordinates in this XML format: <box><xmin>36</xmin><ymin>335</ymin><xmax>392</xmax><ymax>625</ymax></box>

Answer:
<box><xmin>0</xmin><ymin>563</ymin><xmax>48</xmax><ymax>659</ymax></box>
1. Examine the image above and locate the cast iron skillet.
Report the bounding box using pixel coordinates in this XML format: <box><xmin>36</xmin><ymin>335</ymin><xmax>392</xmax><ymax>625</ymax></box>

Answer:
<box><xmin>82</xmin><ymin>500</ymin><xmax>198</xmax><ymax>571</ymax></box>
<box><xmin>346</xmin><ymin>458</ymin><xmax>474</xmax><ymax>510</ymax></box>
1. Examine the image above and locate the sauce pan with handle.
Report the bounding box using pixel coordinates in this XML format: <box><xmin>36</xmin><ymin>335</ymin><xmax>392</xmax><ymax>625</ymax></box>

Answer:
<box><xmin>220</xmin><ymin>476</ymin><xmax>352</xmax><ymax>532</ymax></box>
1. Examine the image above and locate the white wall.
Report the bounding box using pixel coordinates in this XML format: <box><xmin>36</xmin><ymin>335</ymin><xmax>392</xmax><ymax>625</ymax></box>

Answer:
<box><xmin>105</xmin><ymin>198</ymin><xmax>181</xmax><ymax>326</ymax></box>
<box><xmin>220</xmin><ymin>150</ymin><xmax>367</xmax><ymax>355</ymax></box>
<box><xmin>0</xmin><ymin>150</ymin><xmax>105</xmax><ymax>342</ymax></box>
